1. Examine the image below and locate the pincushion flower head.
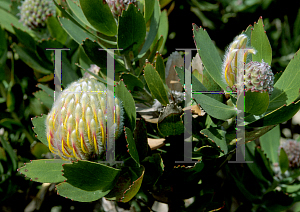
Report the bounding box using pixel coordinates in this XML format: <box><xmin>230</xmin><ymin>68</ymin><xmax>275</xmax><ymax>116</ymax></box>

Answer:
<box><xmin>46</xmin><ymin>77</ymin><xmax>124</xmax><ymax>161</ymax></box>
<box><xmin>18</xmin><ymin>0</ymin><xmax>56</xmax><ymax>30</ymax></box>
<box><xmin>222</xmin><ymin>34</ymin><xmax>274</xmax><ymax>93</ymax></box>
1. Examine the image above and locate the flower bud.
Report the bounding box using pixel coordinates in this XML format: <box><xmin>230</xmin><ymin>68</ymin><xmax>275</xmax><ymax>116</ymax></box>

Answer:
<box><xmin>279</xmin><ymin>139</ymin><xmax>300</xmax><ymax>169</ymax></box>
<box><xmin>222</xmin><ymin>34</ymin><xmax>274</xmax><ymax>94</ymax></box>
<box><xmin>244</xmin><ymin>60</ymin><xmax>274</xmax><ymax>93</ymax></box>
<box><xmin>46</xmin><ymin>78</ymin><xmax>124</xmax><ymax>160</ymax></box>
<box><xmin>106</xmin><ymin>0</ymin><xmax>137</xmax><ymax>17</ymax></box>
<box><xmin>18</xmin><ymin>0</ymin><xmax>56</xmax><ymax>30</ymax></box>
<box><xmin>222</xmin><ymin>34</ymin><xmax>256</xmax><ymax>90</ymax></box>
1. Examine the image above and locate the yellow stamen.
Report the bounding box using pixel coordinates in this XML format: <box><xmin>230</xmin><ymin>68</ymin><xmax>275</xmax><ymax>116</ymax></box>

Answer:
<box><xmin>70</xmin><ymin>131</ymin><xmax>79</xmax><ymax>159</ymax></box>
<box><xmin>101</xmin><ymin>122</ymin><xmax>105</xmax><ymax>147</ymax></box>
<box><xmin>52</xmin><ymin>114</ymin><xmax>56</xmax><ymax>130</ymax></box>
<box><xmin>87</xmin><ymin>124</ymin><xmax>92</xmax><ymax>146</ymax></box>
<box><xmin>75</xmin><ymin>121</ymin><xmax>78</xmax><ymax>135</ymax></box>
<box><xmin>63</xmin><ymin>115</ymin><xmax>68</xmax><ymax>130</ymax></box>
<box><xmin>73</xmin><ymin>148</ymin><xmax>79</xmax><ymax>159</ymax></box>
<box><xmin>67</xmin><ymin>131</ymin><xmax>72</xmax><ymax>149</ymax></box>
<box><xmin>94</xmin><ymin>135</ymin><xmax>98</xmax><ymax>153</ymax></box>
<box><xmin>48</xmin><ymin>134</ymin><xmax>57</xmax><ymax>154</ymax></box>
<box><xmin>62</xmin><ymin>138</ymin><xmax>72</xmax><ymax>157</ymax></box>
<box><xmin>81</xmin><ymin>135</ymin><xmax>88</xmax><ymax>153</ymax></box>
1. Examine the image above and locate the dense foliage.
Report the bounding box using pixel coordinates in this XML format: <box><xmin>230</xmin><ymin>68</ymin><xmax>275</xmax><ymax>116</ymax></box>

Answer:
<box><xmin>1</xmin><ymin>0</ymin><xmax>300</xmax><ymax>211</ymax></box>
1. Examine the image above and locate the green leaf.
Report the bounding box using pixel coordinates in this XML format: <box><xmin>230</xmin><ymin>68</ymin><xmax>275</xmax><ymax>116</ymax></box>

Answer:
<box><xmin>0</xmin><ymin>135</ymin><xmax>17</xmax><ymax>171</ymax></box>
<box><xmin>9</xmin><ymin>0</ymin><xmax>22</xmax><ymax>16</ymax></box>
<box><xmin>0</xmin><ymin>118</ymin><xmax>22</xmax><ymax>130</ymax></box>
<box><xmin>157</xmin><ymin>109</ymin><xmax>184</xmax><ymax>136</ymax></box>
<box><xmin>118</xmin><ymin>4</ymin><xmax>146</xmax><ymax>54</ymax></box>
<box><xmin>279</xmin><ymin>148</ymin><xmax>289</xmax><ymax>173</ymax></box>
<box><xmin>193</xmin><ymin>24</ymin><xmax>227</xmax><ymax>91</ymax></box>
<box><xmin>201</xmin><ymin>127</ymin><xmax>228</xmax><ymax>154</ymax></box>
<box><xmin>229</xmin><ymin>167</ymin><xmax>259</xmax><ymax>202</ymax></box>
<box><xmin>6</xmin><ymin>83</ymin><xmax>23</xmax><ymax>112</ymax></box>
<box><xmin>31</xmin><ymin>115</ymin><xmax>48</xmax><ymax>147</ymax></box>
<box><xmin>82</xmin><ymin>39</ymin><xmax>126</xmax><ymax>78</ymax></box>
<box><xmin>0</xmin><ymin>0</ymin><xmax>10</xmax><ymax>11</ymax></box>
<box><xmin>37</xmin><ymin>39</ymin><xmax>64</xmax><ymax>63</ymax></box>
<box><xmin>245</xmin><ymin>142</ymin><xmax>270</xmax><ymax>184</ymax></box>
<box><xmin>175</xmin><ymin>66</ymin><xmax>207</xmax><ymax>92</ymax></box>
<box><xmin>260</xmin><ymin>125</ymin><xmax>280</xmax><ymax>164</ymax></box>
<box><xmin>115</xmin><ymin>80</ymin><xmax>136</xmax><ymax>132</ymax></box>
<box><xmin>12</xmin><ymin>44</ymin><xmax>52</xmax><ymax>74</ymax></box>
<box><xmin>144</xmin><ymin>63</ymin><xmax>169</xmax><ymax>106</ymax></box>
<box><xmin>37</xmin><ymin>84</ymin><xmax>54</xmax><ymax>98</ymax></box>
<box><xmin>56</xmin><ymin>182</ymin><xmax>110</xmax><ymax>202</ymax></box>
<box><xmin>142</xmin><ymin>154</ymin><xmax>163</xmax><ymax>186</ymax></box>
<box><xmin>255</xmin><ymin>147</ymin><xmax>274</xmax><ymax>182</ymax></box>
<box><xmin>154</xmin><ymin>53</ymin><xmax>165</xmax><ymax>84</ymax></box>
<box><xmin>30</xmin><ymin>142</ymin><xmax>50</xmax><ymax>159</ymax></box>
<box><xmin>0</xmin><ymin>8</ymin><xmax>32</xmax><ymax>34</ymax></box>
<box><xmin>61</xmin><ymin>53</ymin><xmax>79</xmax><ymax>87</ymax></box>
<box><xmin>33</xmin><ymin>90</ymin><xmax>54</xmax><ymax>109</ymax></box>
<box><xmin>227</xmin><ymin>125</ymin><xmax>276</xmax><ymax>145</ymax></box>
<box><xmin>66</xmin><ymin>0</ymin><xmax>96</xmax><ymax>31</ymax></box>
<box><xmin>148</xmin><ymin>36</ymin><xmax>163</xmax><ymax>63</ymax></box>
<box><xmin>251</xmin><ymin>17</ymin><xmax>272</xmax><ymax>65</ymax></box>
<box><xmin>18</xmin><ymin>159</ymin><xmax>70</xmax><ymax>183</ymax></box>
<box><xmin>268</xmin><ymin>49</ymin><xmax>300</xmax><ymax>112</ymax></box>
<box><xmin>193</xmin><ymin>92</ymin><xmax>236</xmax><ymax>121</ymax></box>
<box><xmin>248</xmin><ymin>97</ymin><xmax>300</xmax><ymax>127</ymax></box>
<box><xmin>55</xmin><ymin>1</ymin><xmax>116</xmax><ymax>48</ymax></box>
<box><xmin>243</xmin><ymin>91</ymin><xmax>269</xmax><ymax>115</ymax></box>
<box><xmin>53</xmin><ymin>0</ymin><xmax>80</xmax><ymax>22</ymax></box>
<box><xmin>138</xmin><ymin>0</ymin><xmax>160</xmax><ymax>58</ymax></box>
<box><xmin>193</xmin><ymin>145</ymin><xmax>219</xmax><ymax>159</ymax></box>
<box><xmin>120</xmin><ymin>166</ymin><xmax>144</xmax><ymax>202</ymax></box>
<box><xmin>79</xmin><ymin>0</ymin><xmax>117</xmax><ymax>36</ymax></box>
<box><xmin>12</xmin><ymin>26</ymin><xmax>36</xmax><ymax>51</ymax></box>
<box><xmin>6</xmin><ymin>85</ymin><xmax>15</xmax><ymax>112</ymax></box>
<box><xmin>160</xmin><ymin>0</ymin><xmax>172</xmax><ymax>8</ymax></box>
<box><xmin>155</xmin><ymin>9</ymin><xmax>168</xmax><ymax>53</ymax></box>
<box><xmin>144</xmin><ymin>0</ymin><xmax>155</xmax><ymax>23</ymax></box>
<box><xmin>120</xmin><ymin>72</ymin><xmax>144</xmax><ymax>92</ymax></box>
<box><xmin>243</xmin><ymin>25</ymin><xmax>253</xmax><ymax>63</ymax></box>
<box><xmin>58</xmin><ymin>17</ymin><xmax>97</xmax><ymax>45</ymax></box>
<box><xmin>63</xmin><ymin>160</ymin><xmax>120</xmax><ymax>191</ymax></box>
<box><xmin>202</xmin><ymin>67</ymin><xmax>223</xmax><ymax>102</ymax></box>
<box><xmin>274</xmin><ymin>71</ymin><xmax>283</xmax><ymax>84</ymax></box>
<box><xmin>133</xmin><ymin>118</ymin><xmax>148</xmax><ymax>162</ymax></box>
<box><xmin>125</xmin><ymin>127</ymin><xmax>140</xmax><ymax>166</ymax></box>
<box><xmin>46</xmin><ymin>16</ymin><xmax>68</xmax><ymax>45</ymax></box>
<box><xmin>0</xmin><ymin>26</ymin><xmax>7</xmax><ymax>71</ymax></box>
<box><xmin>285</xmin><ymin>183</ymin><xmax>300</xmax><ymax>193</ymax></box>
<box><xmin>79</xmin><ymin>46</ymin><xmax>93</xmax><ymax>71</ymax></box>
<box><xmin>106</xmin><ymin>166</ymin><xmax>145</xmax><ymax>202</ymax></box>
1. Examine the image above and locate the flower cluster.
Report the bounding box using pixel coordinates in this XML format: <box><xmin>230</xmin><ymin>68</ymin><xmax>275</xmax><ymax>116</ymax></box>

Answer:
<box><xmin>45</xmin><ymin>78</ymin><xmax>124</xmax><ymax>160</ymax></box>
<box><xmin>106</xmin><ymin>0</ymin><xmax>137</xmax><ymax>17</ymax></box>
<box><xmin>222</xmin><ymin>34</ymin><xmax>274</xmax><ymax>93</ymax></box>
<box><xmin>244</xmin><ymin>60</ymin><xmax>274</xmax><ymax>93</ymax></box>
<box><xmin>18</xmin><ymin>0</ymin><xmax>56</xmax><ymax>30</ymax></box>
<box><xmin>279</xmin><ymin>139</ymin><xmax>300</xmax><ymax>169</ymax></box>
